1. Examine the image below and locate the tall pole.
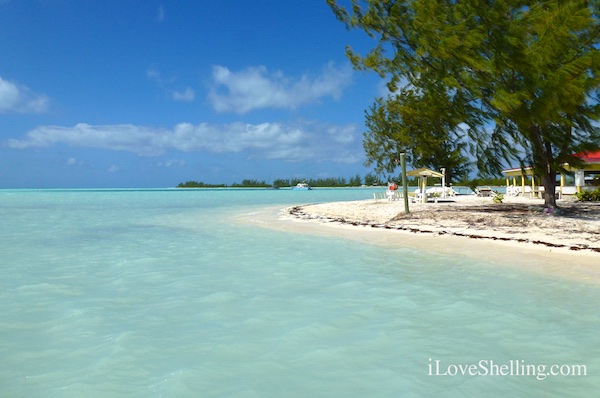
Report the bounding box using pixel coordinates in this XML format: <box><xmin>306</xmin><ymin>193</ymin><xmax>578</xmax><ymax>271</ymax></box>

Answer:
<box><xmin>440</xmin><ymin>167</ymin><xmax>446</xmax><ymax>198</ymax></box>
<box><xmin>400</xmin><ymin>152</ymin><xmax>409</xmax><ymax>213</ymax></box>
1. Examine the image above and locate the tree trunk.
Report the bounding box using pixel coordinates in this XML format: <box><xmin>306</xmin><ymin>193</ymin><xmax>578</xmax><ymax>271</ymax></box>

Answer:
<box><xmin>540</xmin><ymin>169</ymin><xmax>557</xmax><ymax>211</ymax></box>
<box><xmin>529</xmin><ymin>126</ymin><xmax>558</xmax><ymax>211</ymax></box>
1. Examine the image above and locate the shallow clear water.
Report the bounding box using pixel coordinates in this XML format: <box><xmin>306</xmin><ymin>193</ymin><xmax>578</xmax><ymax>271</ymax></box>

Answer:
<box><xmin>1</xmin><ymin>189</ymin><xmax>598</xmax><ymax>397</ymax></box>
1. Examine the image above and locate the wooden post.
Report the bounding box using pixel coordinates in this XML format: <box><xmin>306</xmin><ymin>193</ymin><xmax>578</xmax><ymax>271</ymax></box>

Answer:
<box><xmin>400</xmin><ymin>153</ymin><xmax>409</xmax><ymax>213</ymax></box>
<box><xmin>560</xmin><ymin>173</ymin><xmax>565</xmax><ymax>197</ymax></box>
<box><xmin>441</xmin><ymin>167</ymin><xmax>446</xmax><ymax>198</ymax></box>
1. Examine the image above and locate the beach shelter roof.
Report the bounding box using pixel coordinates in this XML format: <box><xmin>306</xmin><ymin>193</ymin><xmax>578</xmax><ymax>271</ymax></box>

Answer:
<box><xmin>406</xmin><ymin>168</ymin><xmax>444</xmax><ymax>178</ymax></box>
<box><xmin>575</xmin><ymin>150</ymin><xmax>600</xmax><ymax>163</ymax></box>
<box><xmin>502</xmin><ymin>150</ymin><xmax>600</xmax><ymax>177</ymax></box>
<box><xmin>502</xmin><ymin>166</ymin><xmax>534</xmax><ymax>178</ymax></box>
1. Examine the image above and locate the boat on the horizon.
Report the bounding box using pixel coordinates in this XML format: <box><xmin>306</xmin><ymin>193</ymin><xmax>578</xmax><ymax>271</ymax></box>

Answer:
<box><xmin>291</xmin><ymin>182</ymin><xmax>312</xmax><ymax>190</ymax></box>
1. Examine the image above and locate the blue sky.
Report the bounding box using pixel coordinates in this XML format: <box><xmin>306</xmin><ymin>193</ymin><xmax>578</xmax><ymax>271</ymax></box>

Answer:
<box><xmin>0</xmin><ymin>0</ymin><xmax>386</xmax><ymax>188</ymax></box>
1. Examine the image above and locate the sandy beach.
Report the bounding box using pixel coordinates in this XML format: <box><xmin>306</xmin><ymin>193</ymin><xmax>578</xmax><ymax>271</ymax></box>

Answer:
<box><xmin>283</xmin><ymin>195</ymin><xmax>600</xmax><ymax>253</ymax></box>
<box><xmin>279</xmin><ymin>195</ymin><xmax>600</xmax><ymax>263</ymax></box>
<box><xmin>229</xmin><ymin>192</ymin><xmax>600</xmax><ymax>283</ymax></box>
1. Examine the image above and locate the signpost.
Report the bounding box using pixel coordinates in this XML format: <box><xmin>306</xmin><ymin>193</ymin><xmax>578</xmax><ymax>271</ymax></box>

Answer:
<box><xmin>400</xmin><ymin>153</ymin><xmax>409</xmax><ymax>213</ymax></box>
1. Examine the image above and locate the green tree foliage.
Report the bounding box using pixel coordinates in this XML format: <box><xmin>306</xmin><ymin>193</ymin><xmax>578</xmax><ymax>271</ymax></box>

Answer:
<box><xmin>231</xmin><ymin>179</ymin><xmax>270</xmax><ymax>187</ymax></box>
<box><xmin>363</xmin><ymin>172</ymin><xmax>383</xmax><ymax>186</ymax></box>
<box><xmin>328</xmin><ymin>0</ymin><xmax>600</xmax><ymax>209</ymax></box>
<box><xmin>302</xmin><ymin>177</ymin><xmax>348</xmax><ymax>187</ymax></box>
<box><xmin>363</xmin><ymin>90</ymin><xmax>472</xmax><ymax>184</ymax></box>
<box><xmin>273</xmin><ymin>178</ymin><xmax>291</xmax><ymax>187</ymax></box>
<box><xmin>177</xmin><ymin>175</ymin><xmax>508</xmax><ymax>189</ymax></box>
<box><xmin>349</xmin><ymin>174</ymin><xmax>363</xmax><ymax>186</ymax></box>
<box><xmin>177</xmin><ymin>181</ymin><xmax>226</xmax><ymax>188</ymax></box>
<box><xmin>177</xmin><ymin>175</ymin><xmax>379</xmax><ymax>188</ymax></box>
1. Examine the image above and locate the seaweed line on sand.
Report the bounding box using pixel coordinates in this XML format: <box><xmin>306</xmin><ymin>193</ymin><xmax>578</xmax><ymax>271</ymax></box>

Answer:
<box><xmin>286</xmin><ymin>204</ymin><xmax>600</xmax><ymax>254</ymax></box>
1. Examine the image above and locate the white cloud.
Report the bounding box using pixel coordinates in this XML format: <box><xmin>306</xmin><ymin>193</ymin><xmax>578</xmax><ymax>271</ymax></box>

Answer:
<box><xmin>172</xmin><ymin>87</ymin><xmax>195</xmax><ymax>102</ymax></box>
<box><xmin>208</xmin><ymin>63</ymin><xmax>353</xmax><ymax>114</ymax></box>
<box><xmin>168</xmin><ymin>122</ymin><xmax>308</xmax><ymax>159</ymax></box>
<box><xmin>66</xmin><ymin>157</ymin><xmax>78</xmax><ymax>166</ymax></box>
<box><xmin>147</xmin><ymin>68</ymin><xmax>195</xmax><ymax>102</ymax></box>
<box><xmin>0</xmin><ymin>76</ymin><xmax>49</xmax><ymax>114</ymax></box>
<box><xmin>107</xmin><ymin>165</ymin><xmax>120</xmax><ymax>173</ymax></box>
<box><xmin>8</xmin><ymin>123</ymin><xmax>169</xmax><ymax>156</ymax></box>
<box><xmin>7</xmin><ymin>121</ymin><xmax>362</xmax><ymax>163</ymax></box>
<box><xmin>0</xmin><ymin>78</ymin><xmax>19</xmax><ymax>109</ymax></box>
<box><xmin>327</xmin><ymin>125</ymin><xmax>355</xmax><ymax>144</ymax></box>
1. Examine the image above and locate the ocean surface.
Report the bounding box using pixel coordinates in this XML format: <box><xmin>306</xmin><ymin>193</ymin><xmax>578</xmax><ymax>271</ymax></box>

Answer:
<box><xmin>1</xmin><ymin>188</ymin><xmax>598</xmax><ymax>397</ymax></box>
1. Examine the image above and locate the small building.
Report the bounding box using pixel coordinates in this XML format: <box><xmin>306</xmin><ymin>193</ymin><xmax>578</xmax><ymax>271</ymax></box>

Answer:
<box><xmin>502</xmin><ymin>150</ymin><xmax>600</xmax><ymax>197</ymax></box>
<box><xmin>406</xmin><ymin>167</ymin><xmax>445</xmax><ymax>203</ymax></box>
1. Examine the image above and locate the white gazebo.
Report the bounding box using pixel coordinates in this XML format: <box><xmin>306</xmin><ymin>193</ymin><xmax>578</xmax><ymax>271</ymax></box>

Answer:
<box><xmin>406</xmin><ymin>168</ymin><xmax>445</xmax><ymax>203</ymax></box>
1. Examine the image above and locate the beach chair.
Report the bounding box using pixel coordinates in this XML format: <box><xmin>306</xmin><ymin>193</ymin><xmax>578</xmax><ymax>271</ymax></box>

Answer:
<box><xmin>506</xmin><ymin>186</ymin><xmax>520</xmax><ymax>197</ymax></box>
<box><xmin>476</xmin><ymin>186</ymin><xmax>493</xmax><ymax>197</ymax></box>
<box><xmin>386</xmin><ymin>190</ymin><xmax>402</xmax><ymax>201</ymax></box>
<box><xmin>412</xmin><ymin>191</ymin><xmax>425</xmax><ymax>203</ymax></box>
<box><xmin>373</xmin><ymin>192</ymin><xmax>387</xmax><ymax>201</ymax></box>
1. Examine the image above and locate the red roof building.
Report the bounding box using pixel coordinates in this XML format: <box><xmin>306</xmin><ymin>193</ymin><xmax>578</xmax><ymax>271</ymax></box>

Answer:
<box><xmin>502</xmin><ymin>149</ymin><xmax>600</xmax><ymax>196</ymax></box>
<box><xmin>575</xmin><ymin>150</ymin><xmax>600</xmax><ymax>163</ymax></box>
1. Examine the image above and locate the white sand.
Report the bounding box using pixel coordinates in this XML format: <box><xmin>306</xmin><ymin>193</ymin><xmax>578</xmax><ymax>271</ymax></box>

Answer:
<box><xmin>285</xmin><ymin>195</ymin><xmax>600</xmax><ymax>254</ymax></box>
<box><xmin>237</xmin><ymin>195</ymin><xmax>598</xmax><ymax>283</ymax></box>
<box><xmin>234</xmin><ymin>195</ymin><xmax>600</xmax><ymax>283</ymax></box>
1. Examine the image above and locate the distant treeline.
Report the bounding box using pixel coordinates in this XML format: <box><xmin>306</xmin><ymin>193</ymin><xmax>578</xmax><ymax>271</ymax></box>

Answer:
<box><xmin>177</xmin><ymin>181</ymin><xmax>228</xmax><ymax>188</ymax></box>
<box><xmin>177</xmin><ymin>174</ymin><xmax>382</xmax><ymax>188</ymax></box>
<box><xmin>177</xmin><ymin>174</ymin><xmax>508</xmax><ymax>188</ymax></box>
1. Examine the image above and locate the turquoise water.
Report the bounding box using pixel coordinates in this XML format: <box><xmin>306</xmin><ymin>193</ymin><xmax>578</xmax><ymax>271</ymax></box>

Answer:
<box><xmin>0</xmin><ymin>188</ymin><xmax>598</xmax><ymax>397</ymax></box>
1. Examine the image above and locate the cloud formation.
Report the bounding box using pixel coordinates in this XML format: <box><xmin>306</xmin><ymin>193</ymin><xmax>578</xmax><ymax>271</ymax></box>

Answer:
<box><xmin>146</xmin><ymin>68</ymin><xmax>190</xmax><ymax>102</ymax></box>
<box><xmin>7</xmin><ymin>121</ymin><xmax>360</xmax><ymax>163</ymax></box>
<box><xmin>0</xmin><ymin>76</ymin><xmax>49</xmax><ymax>113</ymax></box>
<box><xmin>66</xmin><ymin>157</ymin><xmax>79</xmax><ymax>166</ymax></box>
<box><xmin>8</xmin><ymin>124</ymin><xmax>169</xmax><ymax>156</ymax></box>
<box><xmin>208</xmin><ymin>63</ymin><xmax>353</xmax><ymax>114</ymax></box>
<box><xmin>172</xmin><ymin>87</ymin><xmax>195</xmax><ymax>102</ymax></box>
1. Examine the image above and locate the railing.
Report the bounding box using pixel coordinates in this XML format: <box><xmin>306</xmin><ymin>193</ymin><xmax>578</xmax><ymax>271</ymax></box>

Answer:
<box><xmin>373</xmin><ymin>191</ymin><xmax>404</xmax><ymax>201</ymax></box>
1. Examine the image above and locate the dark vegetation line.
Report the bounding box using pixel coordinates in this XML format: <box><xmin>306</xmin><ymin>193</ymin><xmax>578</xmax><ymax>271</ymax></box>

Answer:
<box><xmin>176</xmin><ymin>174</ymin><xmax>509</xmax><ymax>188</ymax></box>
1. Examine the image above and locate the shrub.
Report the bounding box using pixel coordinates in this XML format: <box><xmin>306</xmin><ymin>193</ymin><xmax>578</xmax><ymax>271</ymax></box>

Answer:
<box><xmin>574</xmin><ymin>188</ymin><xmax>600</xmax><ymax>202</ymax></box>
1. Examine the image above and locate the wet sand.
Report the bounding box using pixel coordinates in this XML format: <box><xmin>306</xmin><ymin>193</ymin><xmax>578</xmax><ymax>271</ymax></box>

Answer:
<box><xmin>236</xmin><ymin>195</ymin><xmax>600</xmax><ymax>284</ymax></box>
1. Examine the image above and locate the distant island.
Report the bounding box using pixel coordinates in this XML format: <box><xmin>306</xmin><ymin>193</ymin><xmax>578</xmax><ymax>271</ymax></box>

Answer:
<box><xmin>176</xmin><ymin>174</ymin><xmax>509</xmax><ymax>189</ymax></box>
<box><xmin>177</xmin><ymin>176</ymin><xmax>370</xmax><ymax>189</ymax></box>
